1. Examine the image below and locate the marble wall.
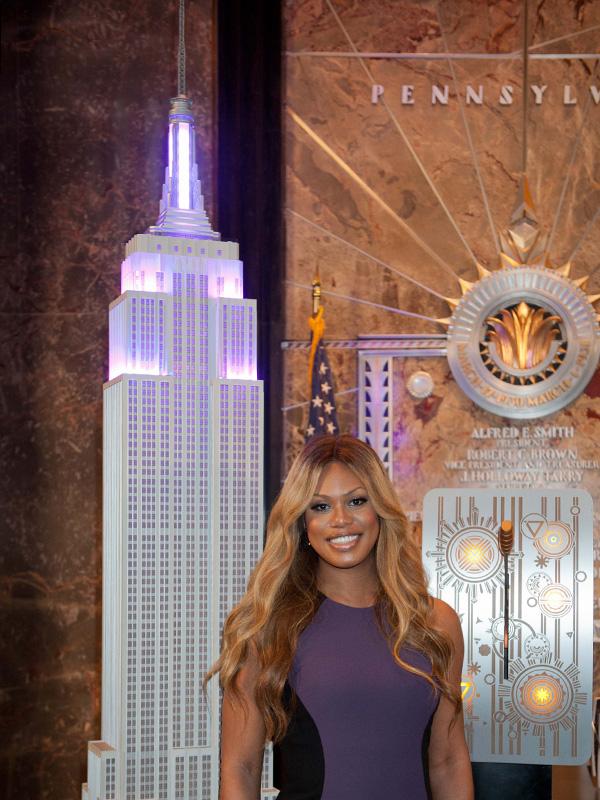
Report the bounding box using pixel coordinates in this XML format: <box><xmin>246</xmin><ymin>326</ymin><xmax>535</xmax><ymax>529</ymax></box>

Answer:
<box><xmin>283</xmin><ymin>0</ymin><xmax>600</xmax><ymax>456</ymax></box>
<box><xmin>0</xmin><ymin>1</ymin><xmax>214</xmax><ymax>797</ymax></box>
<box><xmin>283</xmin><ymin>0</ymin><xmax>600</xmax><ymax>471</ymax></box>
<box><xmin>282</xmin><ymin>0</ymin><xmax>600</xmax><ymax>684</ymax></box>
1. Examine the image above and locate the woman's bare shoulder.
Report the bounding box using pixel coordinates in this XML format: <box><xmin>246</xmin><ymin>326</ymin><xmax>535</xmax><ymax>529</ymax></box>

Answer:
<box><xmin>429</xmin><ymin>597</ymin><xmax>462</xmax><ymax>640</ymax></box>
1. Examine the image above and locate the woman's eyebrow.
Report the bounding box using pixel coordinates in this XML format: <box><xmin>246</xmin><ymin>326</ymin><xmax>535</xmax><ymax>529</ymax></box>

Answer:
<box><xmin>310</xmin><ymin>486</ymin><xmax>365</xmax><ymax>500</ymax></box>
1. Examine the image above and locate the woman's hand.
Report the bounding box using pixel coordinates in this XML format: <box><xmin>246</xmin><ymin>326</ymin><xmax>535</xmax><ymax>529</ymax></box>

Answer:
<box><xmin>428</xmin><ymin>599</ymin><xmax>474</xmax><ymax>800</ymax></box>
<box><xmin>219</xmin><ymin>646</ymin><xmax>266</xmax><ymax>800</ymax></box>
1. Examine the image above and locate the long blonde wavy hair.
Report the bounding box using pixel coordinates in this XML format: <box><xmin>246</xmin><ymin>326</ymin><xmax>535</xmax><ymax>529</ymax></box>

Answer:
<box><xmin>206</xmin><ymin>434</ymin><xmax>459</xmax><ymax>741</ymax></box>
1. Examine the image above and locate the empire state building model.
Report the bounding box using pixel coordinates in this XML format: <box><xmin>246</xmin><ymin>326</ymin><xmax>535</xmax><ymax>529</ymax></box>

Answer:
<box><xmin>83</xmin><ymin>59</ymin><xmax>272</xmax><ymax>800</ymax></box>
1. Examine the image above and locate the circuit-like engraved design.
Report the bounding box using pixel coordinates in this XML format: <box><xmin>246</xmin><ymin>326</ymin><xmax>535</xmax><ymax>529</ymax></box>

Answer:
<box><xmin>526</xmin><ymin>572</ymin><xmax>553</xmax><ymax>596</ymax></box>
<box><xmin>422</xmin><ymin>490</ymin><xmax>593</xmax><ymax>764</ymax></box>
<box><xmin>490</xmin><ymin>616</ymin><xmax>516</xmax><ymax>641</ymax></box>
<box><xmin>521</xmin><ymin>512</ymin><xmax>548</xmax><ymax>540</ymax></box>
<box><xmin>538</xmin><ymin>583</ymin><xmax>572</xmax><ymax>618</ymax></box>
<box><xmin>524</xmin><ymin>633</ymin><xmax>551</xmax><ymax>659</ymax></box>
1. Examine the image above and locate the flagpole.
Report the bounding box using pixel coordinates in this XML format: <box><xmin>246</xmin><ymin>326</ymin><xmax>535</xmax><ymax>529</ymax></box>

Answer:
<box><xmin>307</xmin><ymin>273</ymin><xmax>325</xmax><ymax>394</ymax></box>
<box><xmin>312</xmin><ymin>271</ymin><xmax>321</xmax><ymax>316</ymax></box>
<box><xmin>305</xmin><ymin>269</ymin><xmax>340</xmax><ymax>439</ymax></box>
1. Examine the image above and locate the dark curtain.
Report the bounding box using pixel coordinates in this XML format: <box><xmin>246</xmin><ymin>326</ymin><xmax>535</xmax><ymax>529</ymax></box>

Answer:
<box><xmin>216</xmin><ymin>0</ymin><xmax>284</xmax><ymax>510</ymax></box>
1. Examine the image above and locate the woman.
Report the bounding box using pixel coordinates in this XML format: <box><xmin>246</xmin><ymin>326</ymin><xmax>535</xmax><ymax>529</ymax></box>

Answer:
<box><xmin>207</xmin><ymin>434</ymin><xmax>473</xmax><ymax>799</ymax></box>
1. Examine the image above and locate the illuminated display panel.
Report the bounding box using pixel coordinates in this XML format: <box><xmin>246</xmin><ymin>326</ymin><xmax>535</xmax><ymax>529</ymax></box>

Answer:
<box><xmin>422</xmin><ymin>489</ymin><xmax>593</xmax><ymax>765</ymax></box>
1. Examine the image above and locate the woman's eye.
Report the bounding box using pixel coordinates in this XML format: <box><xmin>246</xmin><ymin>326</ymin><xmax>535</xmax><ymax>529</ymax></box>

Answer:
<box><xmin>349</xmin><ymin>496</ymin><xmax>368</xmax><ymax>507</ymax></box>
<box><xmin>310</xmin><ymin>502</ymin><xmax>330</xmax><ymax>512</ymax></box>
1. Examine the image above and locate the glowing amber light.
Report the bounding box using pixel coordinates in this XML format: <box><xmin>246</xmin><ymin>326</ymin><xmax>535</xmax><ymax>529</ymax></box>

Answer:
<box><xmin>532</xmin><ymin>685</ymin><xmax>553</xmax><ymax>706</ymax></box>
<box><xmin>465</xmin><ymin>544</ymin><xmax>484</xmax><ymax>565</ymax></box>
<box><xmin>461</xmin><ymin>680</ymin><xmax>474</xmax><ymax>701</ymax></box>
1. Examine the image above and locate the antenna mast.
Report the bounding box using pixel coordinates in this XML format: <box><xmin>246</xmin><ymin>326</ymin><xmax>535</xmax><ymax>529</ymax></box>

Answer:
<box><xmin>178</xmin><ymin>0</ymin><xmax>186</xmax><ymax>96</ymax></box>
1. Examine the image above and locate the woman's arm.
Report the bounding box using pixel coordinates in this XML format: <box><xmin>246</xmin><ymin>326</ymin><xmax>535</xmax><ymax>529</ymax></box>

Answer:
<box><xmin>428</xmin><ymin>598</ymin><xmax>474</xmax><ymax>800</ymax></box>
<box><xmin>219</xmin><ymin>647</ymin><xmax>266</xmax><ymax>800</ymax></box>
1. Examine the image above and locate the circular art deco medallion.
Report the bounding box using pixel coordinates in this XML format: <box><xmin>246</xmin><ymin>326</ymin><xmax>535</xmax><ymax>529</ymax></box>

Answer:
<box><xmin>499</xmin><ymin>657</ymin><xmax>585</xmax><ymax>733</ymax></box>
<box><xmin>510</xmin><ymin>663</ymin><xmax>575</xmax><ymax>726</ymax></box>
<box><xmin>524</xmin><ymin>633</ymin><xmax>551</xmax><ymax>659</ymax></box>
<box><xmin>446</xmin><ymin>527</ymin><xmax>503</xmax><ymax>584</ymax></box>
<box><xmin>490</xmin><ymin>616</ymin><xmax>516</xmax><ymax>641</ymax></box>
<box><xmin>533</xmin><ymin>521</ymin><xmax>574</xmax><ymax>559</ymax></box>
<box><xmin>447</xmin><ymin>266</ymin><xmax>600</xmax><ymax>419</ymax></box>
<box><xmin>538</xmin><ymin>583</ymin><xmax>573</xmax><ymax>618</ymax></box>
<box><xmin>526</xmin><ymin>571</ymin><xmax>553</xmax><ymax>596</ymax></box>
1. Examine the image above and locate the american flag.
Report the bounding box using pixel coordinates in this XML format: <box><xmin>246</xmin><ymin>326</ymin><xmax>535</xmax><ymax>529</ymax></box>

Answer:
<box><xmin>306</xmin><ymin>305</ymin><xmax>339</xmax><ymax>440</ymax></box>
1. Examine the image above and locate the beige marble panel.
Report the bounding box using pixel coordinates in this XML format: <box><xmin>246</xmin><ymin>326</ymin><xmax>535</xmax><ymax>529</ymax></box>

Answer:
<box><xmin>285</xmin><ymin>0</ymin><xmax>445</xmax><ymax>53</ymax></box>
<box><xmin>284</xmin><ymin>0</ymin><xmax>600</xmax><ymax>462</ymax></box>
<box><xmin>287</xmin><ymin>55</ymin><xmax>478</xmax><ymax>273</ymax></box>
<box><xmin>389</xmin><ymin>356</ymin><xmax>600</xmax><ymax>512</ymax></box>
<box><xmin>527</xmin><ymin>0</ymin><xmax>600</xmax><ymax>49</ymax></box>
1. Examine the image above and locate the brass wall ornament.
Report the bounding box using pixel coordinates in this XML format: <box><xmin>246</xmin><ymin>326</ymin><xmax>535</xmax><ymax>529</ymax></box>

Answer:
<box><xmin>446</xmin><ymin>181</ymin><xmax>600</xmax><ymax>419</ymax></box>
<box><xmin>486</xmin><ymin>301</ymin><xmax>563</xmax><ymax>372</ymax></box>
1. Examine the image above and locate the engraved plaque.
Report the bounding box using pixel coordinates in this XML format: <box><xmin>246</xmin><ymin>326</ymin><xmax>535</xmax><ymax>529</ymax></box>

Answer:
<box><xmin>422</xmin><ymin>489</ymin><xmax>593</xmax><ymax>764</ymax></box>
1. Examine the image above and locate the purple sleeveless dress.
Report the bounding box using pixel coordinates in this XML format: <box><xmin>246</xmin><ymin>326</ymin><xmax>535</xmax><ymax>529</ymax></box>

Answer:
<box><xmin>273</xmin><ymin>597</ymin><xmax>439</xmax><ymax>799</ymax></box>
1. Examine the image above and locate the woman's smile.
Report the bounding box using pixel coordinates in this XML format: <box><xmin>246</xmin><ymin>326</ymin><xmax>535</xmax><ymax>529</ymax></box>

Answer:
<box><xmin>326</xmin><ymin>533</ymin><xmax>362</xmax><ymax>549</ymax></box>
<box><xmin>304</xmin><ymin>461</ymin><xmax>380</xmax><ymax>570</ymax></box>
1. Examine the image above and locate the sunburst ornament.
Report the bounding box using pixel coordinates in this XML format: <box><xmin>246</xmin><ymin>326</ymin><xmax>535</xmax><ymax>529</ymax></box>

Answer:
<box><xmin>426</xmin><ymin>507</ymin><xmax>514</xmax><ymax>597</ymax></box>
<box><xmin>498</xmin><ymin>655</ymin><xmax>587</xmax><ymax>738</ymax></box>
<box><xmin>445</xmin><ymin>179</ymin><xmax>600</xmax><ymax>419</ymax></box>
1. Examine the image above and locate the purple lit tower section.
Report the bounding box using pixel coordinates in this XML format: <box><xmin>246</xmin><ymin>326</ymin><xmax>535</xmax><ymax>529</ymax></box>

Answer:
<box><xmin>83</xmin><ymin>95</ymin><xmax>274</xmax><ymax>800</ymax></box>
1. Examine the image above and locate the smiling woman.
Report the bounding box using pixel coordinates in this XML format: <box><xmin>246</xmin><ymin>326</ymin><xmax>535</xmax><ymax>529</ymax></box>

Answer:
<box><xmin>304</xmin><ymin>461</ymin><xmax>380</xmax><ymax>593</ymax></box>
<box><xmin>205</xmin><ymin>434</ymin><xmax>473</xmax><ymax>800</ymax></box>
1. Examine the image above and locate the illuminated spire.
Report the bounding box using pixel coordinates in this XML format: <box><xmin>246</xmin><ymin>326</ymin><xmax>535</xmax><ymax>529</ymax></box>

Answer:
<box><xmin>149</xmin><ymin>0</ymin><xmax>218</xmax><ymax>239</ymax></box>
